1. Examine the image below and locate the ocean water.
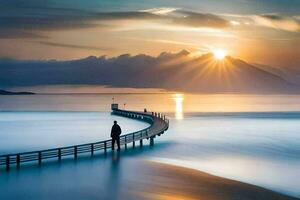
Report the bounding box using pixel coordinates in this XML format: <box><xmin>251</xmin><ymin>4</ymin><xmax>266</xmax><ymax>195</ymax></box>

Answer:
<box><xmin>0</xmin><ymin>112</ymin><xmax>149</xmax><ymax>154</ymax></box>
<box><xmin>0</xmin><ymin>94</ymin><xmax>300</xmax><ymax>199</ymax></box>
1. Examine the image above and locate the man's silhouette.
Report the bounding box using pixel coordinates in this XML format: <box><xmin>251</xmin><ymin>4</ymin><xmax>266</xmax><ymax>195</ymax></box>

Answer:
<box><xmin>111</xmin><ymin>120</ymin><xmax>121</xmax><ymax>151</ymax></box>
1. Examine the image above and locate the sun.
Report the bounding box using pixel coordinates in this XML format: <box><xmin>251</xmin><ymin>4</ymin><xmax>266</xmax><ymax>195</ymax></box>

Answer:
<box><xmin>213</xmin><ymin>49</ymin><xmax>227</xmax><ymax>60</ymax></box>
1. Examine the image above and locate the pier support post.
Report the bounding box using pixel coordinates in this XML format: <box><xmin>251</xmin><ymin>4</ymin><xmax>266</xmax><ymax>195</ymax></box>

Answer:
<box><xmin>150</xmin><ymin>137</ymin><xmax>154</xmax><ymax>146</ymax></box>
<box><xmin>91</xmin><ymin>144</ymin><xmax>94</xmax><ymax>156</ymax></box>
<box><xmin>38</xmin><ymin>152</ymin><xmax>42</xmax><ymax>165</ymax></box>
<box><xmin>125</xmin><ymin>136</ymin><xmax>127</xmax><ymax>150</ymax></box>
<box><xmin>140</xmin><ymin>139</ymin><xmax>143</xmax><ymax>147</ymax></box>
<box><xmin>16</xmin><ymin>154</ymin><xmax>20</xmax><ymax>168</ymax></box>
<box><xmin>58</xmin><ymin>149</ymin><xmax>61</xmax><ymax>161</ymax></box>
<box><xmin>140</xmin><ymin>132</ymin><xmax>143</xmax><ymax>147</ymax></box>
<box><xmin>104</xmin><ymin>141</ymin><xmax>107</xmax><ymax>154</ymax></box>
<box><xmin>132</xmin><ymin>134</ymin><xmax>135</xmax><ymax>149</ymax></box>
<box><xmin>74</xmin><ymin>146</ymin><xmax>77</xmax><ymax>159</ymax></box>
<box><xmin>6</xmin><ymin>155</ymin><xmax>10</xmax><ymax>171</ymax></box>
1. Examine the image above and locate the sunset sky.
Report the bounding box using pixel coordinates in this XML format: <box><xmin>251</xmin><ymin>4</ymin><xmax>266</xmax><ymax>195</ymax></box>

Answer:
<box><xmin>1</xmin><ymin>0</ymin><xmax>300</xmax><ymax>68</ymax></box>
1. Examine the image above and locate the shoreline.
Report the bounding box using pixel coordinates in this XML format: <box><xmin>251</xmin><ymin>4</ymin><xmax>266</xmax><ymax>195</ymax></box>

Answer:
<box><xmin>133</xmin><ymin>161</ymin><xmax>299</xmax><ymax>200</ymax></box>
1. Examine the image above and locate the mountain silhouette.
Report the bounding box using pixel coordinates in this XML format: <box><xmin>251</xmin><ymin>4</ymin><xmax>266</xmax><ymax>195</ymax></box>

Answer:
<box><xmin>0</xmin><ymin>89</ymin><xmax>35</xmax><ymax>95</ymax></box>
<box><xmin>138</xmin><ymin>52</ymin><xmax>296</xmax><ymax>93</ymax></box>
<box><xmin>0</xmin><ymin>50</ymin><xmax>298</xmax><ymax>93</ymax></box>
<box><xmin>253</xmin><ymin>63</ymin><xmax>300</xmax><ymax>85</ymax></box>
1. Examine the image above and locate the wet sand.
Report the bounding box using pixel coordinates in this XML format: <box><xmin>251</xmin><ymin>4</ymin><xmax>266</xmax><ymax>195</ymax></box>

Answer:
<box><xmin>131</xmin><ymin>161</ymin><xmax>299</xmax><ymax>200</ymax></box>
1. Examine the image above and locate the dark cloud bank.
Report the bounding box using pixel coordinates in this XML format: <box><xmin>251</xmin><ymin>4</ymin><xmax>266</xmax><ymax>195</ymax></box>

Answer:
<box><xmin>0</xmin><ymin>50</ymin><xmax>299</xmax><ymax>93</ymax></box>
<box><xmin>38</xmin><ymin>41</ymin><xmax>112</xmax><ymax>51</ymax></box>
<box><xmin>0</xmin><ymin>0</ymin><xmax>230</xmax><ymax>39</ymax></box>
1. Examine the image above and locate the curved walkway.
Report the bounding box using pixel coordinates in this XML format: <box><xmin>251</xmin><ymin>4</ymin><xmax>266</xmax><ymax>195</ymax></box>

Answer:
<box><xmin>0</xmin><ymin>108</ymin><xmax>169</xmax><ymax>170</ymax></box>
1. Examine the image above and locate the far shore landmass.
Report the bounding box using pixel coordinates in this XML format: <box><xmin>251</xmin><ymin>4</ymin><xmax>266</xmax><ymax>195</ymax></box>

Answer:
<box><xmin>134</xmin><ymin>161</ymin><xmax>299</xmax><ymax>200</ymax></box>
<box><xmin>0</xmin><ymin>89</ymin><xmax>35</xmax><ymax>95</ymax></box>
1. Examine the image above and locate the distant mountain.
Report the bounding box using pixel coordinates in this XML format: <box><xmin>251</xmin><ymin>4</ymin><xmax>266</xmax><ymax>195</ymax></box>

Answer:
<box><xmin>149</xmin><ymin>53</ymin><xmax>298</xmax><ymax>93</ymax></box>
<box><xmin>252</xmin><ymin>63</ymin><xmax>286</xmax><ymax>78</ymax></box>
<box><xmin>253</xmin><ymin>63</ymin><xmax>300</xmax><ymax>85</ymax></box>
<box><xmin>174</xmin><ymin>54</ymin><xmax>295</xmax><ymax>93</ymax></box>
<box><xmin>0</xmin><ymin>51</ymin><xmax>299</xmax><ymax>94</ymax></box>
<box><xmin>0</xmin><ymin>89</ymin><xmax>35</xmax><ymax>95</ymax></box>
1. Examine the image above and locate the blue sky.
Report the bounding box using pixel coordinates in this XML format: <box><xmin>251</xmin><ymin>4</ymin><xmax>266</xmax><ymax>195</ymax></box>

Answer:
<box><xmin>15</xmin><ymin>0</ymin><xmax>299</xmax><ymax>14</ymax></box>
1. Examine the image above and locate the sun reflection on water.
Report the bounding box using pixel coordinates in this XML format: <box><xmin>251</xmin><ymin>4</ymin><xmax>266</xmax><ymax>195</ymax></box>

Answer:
<box><xmin>172</xmin><ymin>94</ymin><xmax>184</xmax><ymax>120</ymax></box>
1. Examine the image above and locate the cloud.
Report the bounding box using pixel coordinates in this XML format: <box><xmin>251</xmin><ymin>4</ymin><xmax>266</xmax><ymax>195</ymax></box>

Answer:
<box><xmin>0</xmin><ymin>10</ymin><xmax>98</xmax><ymax>31</ymax></box>
<box><xmin>254</xmin><ymin>14</ymin><xmax>300</xmax><ymax>32</ymax></box>
<box><xmin>171</xmin><ymin>10</ymin><xmax>230</xmax><ymax>28</ymax></box>
<box><xmin>0</xmin><ymin>29</ymin><xmax>46</xmax><ymax>39</ymax></box>
<box><xmin>141</xmin><ymin>7</ymin><xmax>178</xmax><ymax>15</ymax></box>
<box><xmin>139</xmin><ymin>9</ymin><xmax>230</xmax><ymax>28</ymax></box>
<box><xmin>38</xmin><ymin>41</ymin><xmax>112</xmax><ymax>51</ymax></box>
<box><xmin>0</xmin><ymin>1</ymin><xmax>230</xmax><ymax>39</ymax></box>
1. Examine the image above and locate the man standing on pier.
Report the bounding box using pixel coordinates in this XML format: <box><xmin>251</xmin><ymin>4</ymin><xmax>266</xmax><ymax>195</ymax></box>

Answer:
<box><xmin>111</xmin><ymin>120</ymin><xmax>121</xmax><ymax>151</ymax></box>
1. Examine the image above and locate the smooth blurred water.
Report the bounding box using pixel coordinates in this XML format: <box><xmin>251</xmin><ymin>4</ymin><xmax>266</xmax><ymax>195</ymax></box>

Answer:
<box><xmin>155</xmin><ymin>112</ymin><xmax>300</xmax><ymax>197</ymax></box>
<box><xmin>0</xmin><ymin>112</ymin><xmax>149</xmax><ymax>154</ymax></box>
<box><xmin>0</xmin><ymin>94</ymin><xmax>300</xmax><ymax>199</ymax></box>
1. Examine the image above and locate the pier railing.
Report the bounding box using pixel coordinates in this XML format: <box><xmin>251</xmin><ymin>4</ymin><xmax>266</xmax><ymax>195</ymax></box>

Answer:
<box><xmin>0</xmin><ymin>108</ymin><xmax>169</xmax><ymax>170</ymax></box>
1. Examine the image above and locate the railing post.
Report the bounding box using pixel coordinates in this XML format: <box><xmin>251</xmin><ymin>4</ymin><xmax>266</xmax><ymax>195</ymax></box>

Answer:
<box><xmin>16</xmin><ymin>154</ymin><xmax>20</xmax><ymax>168</ymax></box>
<box><xmin>91</xmin><ymin>144</ymin><xmax>94</xmax><ymax>156</ymax></box>
<box><xmin>104</xmin><ymin>141</ymin><xmax>107</xmax><ymax>153</ymax></box>
<box><xmin>125</xmin><ymin>136</ymin><xmax>127</xmax><ymax>150</ymax></box>
<box><xmin>74</xmin><ymin>146</ymin><xmax>77</xmax><ymax>159</ymax></box>
<box><xmin>58</xmin><ymin>148</ymin><xmax>61</xmax><ymax>161</ymax></box>
<box><xmin>6</xmin><ymin>155</ymin><xmax>10</xmax><ymax>171</ymax></box>
<box><xmin>132</xmin><ymin>134</ymin><xmax>135</xmax><ymax>149</ymax></box>
<box><xmin>38</xmin><ymin>151</ymin><xmax>42</xmax><ymax>165</ymax></box>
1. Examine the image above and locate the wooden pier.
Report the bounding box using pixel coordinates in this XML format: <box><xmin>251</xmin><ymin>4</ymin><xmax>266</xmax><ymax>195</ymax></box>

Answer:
<box><xmin>0</xmin><ymin>106</ymin><xmax>169</xmax><ymax>170</ymax></box>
